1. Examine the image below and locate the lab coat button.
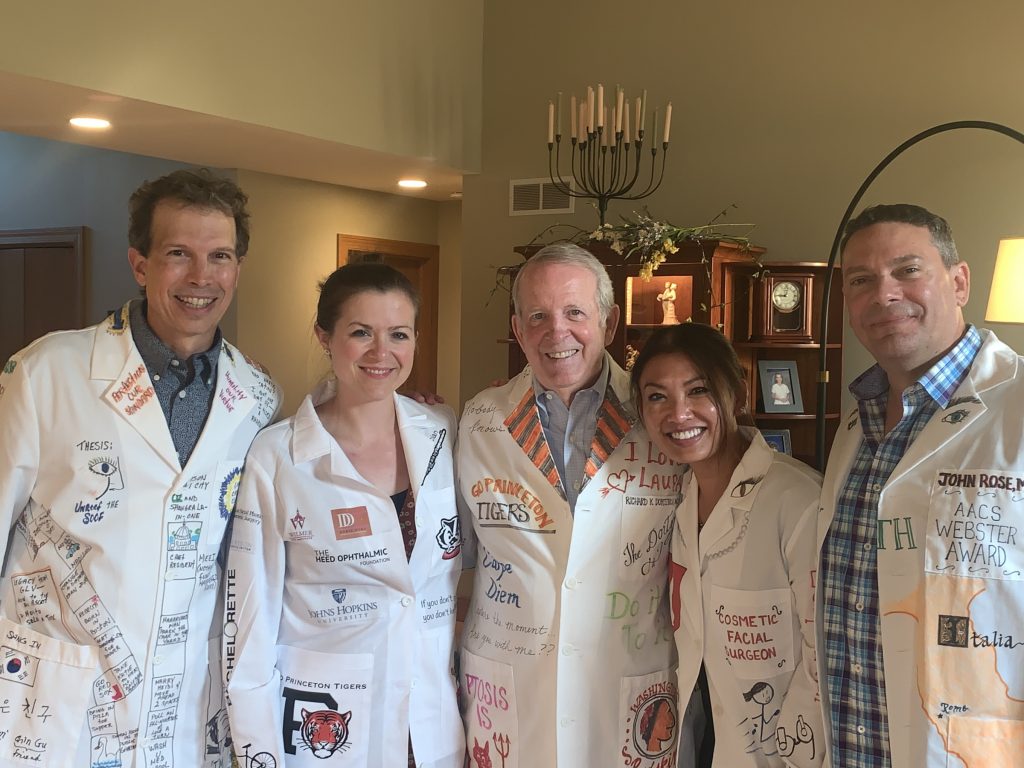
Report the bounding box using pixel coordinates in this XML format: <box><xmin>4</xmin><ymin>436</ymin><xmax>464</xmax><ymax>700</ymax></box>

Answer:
<box><xmin>564</xmin><ymin>577</ymin><xmax>578</xmax><ymax>589</ymax></box>
<box><xmin>410</xmin><ymin>678</ymin><xmax>417</xmax><ymax>690</ymax></box>
<box><xmin>560</xmin><ymin>717</ymin><xmax>571</xmax><ymax>727</ymax></box>
<box><xmin>561</xmin><ymin>645</ymin><xmax>573</xmax><ymax>656</ymax></box>
<box><xmin>401</xmin><ymin>596</ymin><xmax>413</xmax><ymax>607</ymax></box>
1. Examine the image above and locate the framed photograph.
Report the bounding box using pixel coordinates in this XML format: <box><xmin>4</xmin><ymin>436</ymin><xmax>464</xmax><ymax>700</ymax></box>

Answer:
<box><xmin>760</xmin><ymin>429</ymin><xmax>792</xmax><ymax>456</ymax></box>
<box><xmin>758</xmin><ymin>360</ymin><xmax>804</xmax><ymax>414</ymax></box>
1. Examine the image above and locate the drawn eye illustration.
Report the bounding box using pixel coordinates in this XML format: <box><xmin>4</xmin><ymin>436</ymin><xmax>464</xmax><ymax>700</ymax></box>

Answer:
<box><xmin>88</xmin><ymin>457</ymin><xmax>119</xmax><ymax>477</ymax></box>
<box><xmin>942</xmin><ymin>409</ymin><xmax>969</xmax><ymax>425</ymax></box>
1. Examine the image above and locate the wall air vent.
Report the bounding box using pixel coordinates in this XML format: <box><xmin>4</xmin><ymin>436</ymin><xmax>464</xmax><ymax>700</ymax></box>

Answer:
<box><xmin>509</xmin><ymin>178</ymin><xmax>575</xmax><ymax>216</ymax></box>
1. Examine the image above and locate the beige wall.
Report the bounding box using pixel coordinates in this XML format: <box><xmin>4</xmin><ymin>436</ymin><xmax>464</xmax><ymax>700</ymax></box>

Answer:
<box><xmin>0</xmin><ymin>1</ymin><xmax>483</xmax><ymax>172</ymax></box>
<box><xmin>462</xmin><ymin>0</ymin><xmax>1024</xmax><ymax>405</ymax></box>
<box><xmin>437</xmin><ymin>200</ymin><xmax>464</xmax><ymax>405</ymax></box>
<box><xmin>235</xmin><ymin>170</ymin><xmax>455</xmax><ymax>415</ymax></box>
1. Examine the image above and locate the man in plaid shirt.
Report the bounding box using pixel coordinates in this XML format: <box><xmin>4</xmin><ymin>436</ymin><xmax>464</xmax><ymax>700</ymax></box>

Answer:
<box><xmin>818</xmin><ymin>203</ymin><xmax>1024</xmax><ymax>767</ymax></box>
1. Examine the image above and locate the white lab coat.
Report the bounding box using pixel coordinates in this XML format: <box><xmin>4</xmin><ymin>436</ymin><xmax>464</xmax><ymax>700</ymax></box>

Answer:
<box><xmin>816</xmin><ymin>329</ymin><xmax>1024</xmax><ymax>767</ymax></box>
<box><xmin>671</xmin><ymin>430</ymin><xmax>825</xmax><ymax>768</ymax></box>
<box><xmin>0</xmin><ymin>302</ymin><xmax>280</xmax><ymax>768</ymax></box>
<box><xmin>458</xmin><ymin>358</ymin><xmax>684</xmax><ymax>768</ymax></box>
<box><xmin>224</xmin><ymin>382</ymin><xmax>465</xmax><ymax>768</ymax></box>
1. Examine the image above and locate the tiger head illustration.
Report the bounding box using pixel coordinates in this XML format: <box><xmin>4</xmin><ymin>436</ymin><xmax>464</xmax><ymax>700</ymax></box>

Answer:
<box><xmin>300</xmin><ymin>707</ymin><xmax>352</xmax><ymax>759</ymax></box>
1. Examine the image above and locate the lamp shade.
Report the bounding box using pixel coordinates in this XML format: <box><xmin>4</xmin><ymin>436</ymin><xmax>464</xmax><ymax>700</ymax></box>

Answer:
<box><xmin>985</xmin><ymin>238</ymin><xmax>1024</xmax><ymax>323</ymax></box>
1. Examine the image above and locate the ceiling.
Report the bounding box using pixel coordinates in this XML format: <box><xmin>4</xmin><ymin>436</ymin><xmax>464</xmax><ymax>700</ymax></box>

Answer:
<box><xmin>0</xmin><ymin>71</ymin><xmax>465</xmax><ymax>201</ymax></box>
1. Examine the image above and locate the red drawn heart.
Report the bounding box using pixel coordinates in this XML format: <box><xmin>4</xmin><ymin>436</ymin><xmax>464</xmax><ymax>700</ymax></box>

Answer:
<box><xmin>607</xmin><ymin>470</ymin><xmax>630</xmax><ymax>492</ymax></box>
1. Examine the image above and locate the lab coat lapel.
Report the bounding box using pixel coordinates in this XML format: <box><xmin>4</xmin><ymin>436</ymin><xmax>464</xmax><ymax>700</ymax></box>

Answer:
<box><xmin>182</xmin><ymin>345</ymin><xmax>257</xmax><ymax>475</ymax></box>
<box><xmin>698</xmin><ymin>431</ymin><xmax>771</xmax><ymax>557</ymax></box>
<box><xmin>503</xmin><ymin>376</ymin><xmax>566</xmax><ymax>499</ymax></box>
<box><xmin>887</xmin><ymin>335</ymin><xmax>1013</xmax><ymax>487</ymax></box>
<box><xmin>396</xmin><ymin>395</ymin><xmax>449</xmax><ymax>491</ymax></box>
<box><xmin>817</xmin><ymin>406</ymin><xmax>861</xmax><ymax>551</ymax></box>
<box><xmin>582</xmin><ymin>375</ymin><xmax>635</xmax><ymax>486</ymax></box>
<box><xmin>94</xmin><ymin>305</ymin><xmax>180</xmax><ymax>472</ymax></box>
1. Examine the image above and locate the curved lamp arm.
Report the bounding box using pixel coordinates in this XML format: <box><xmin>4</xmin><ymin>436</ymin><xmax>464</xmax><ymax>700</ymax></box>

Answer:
<box><xmin>815</xmin><ymin>120</ymin><xmax>1024</xmax><ymax>470</ymax></box>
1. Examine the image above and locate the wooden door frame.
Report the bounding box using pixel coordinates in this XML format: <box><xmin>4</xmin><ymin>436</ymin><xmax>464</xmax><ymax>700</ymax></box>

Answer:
<box><xmin>336</xmin><ymin>234</ymin><xmax>439</xmax><ymax>392</ymax></box>
<box><xmin>0</xmin><ymin>227</ymin><xmax>87</xmax><ymax>325</ymax></box>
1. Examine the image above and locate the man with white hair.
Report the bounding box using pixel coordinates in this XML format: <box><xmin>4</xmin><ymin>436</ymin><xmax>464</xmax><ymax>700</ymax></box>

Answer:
<box><xmin>457</xmin><ymin>243</ymin><xmax>686</xmax><ymax>767</ymax></box>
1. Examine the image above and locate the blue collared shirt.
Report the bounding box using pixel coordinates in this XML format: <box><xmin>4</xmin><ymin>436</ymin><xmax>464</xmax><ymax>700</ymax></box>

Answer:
<box><xmin>130</xmin><ymin>300</ymin><xmax>221</xmax><ymax>467</ymax></box>
<box><xmin>820</xmin><ymin>325</ymin><xmax>981</xmax><ymax>768</ymax></box>
<box><xmin>533</xmin><ymin>356</ymin><xmax>609</xmax><ymax>512</ymax></box>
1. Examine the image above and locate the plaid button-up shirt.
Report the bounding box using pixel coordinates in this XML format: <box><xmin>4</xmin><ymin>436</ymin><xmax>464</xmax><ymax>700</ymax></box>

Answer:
<box><xmin>820</xmin><ymin>325</ymin><xmax>981</xmax><ymax>768</ymax></box>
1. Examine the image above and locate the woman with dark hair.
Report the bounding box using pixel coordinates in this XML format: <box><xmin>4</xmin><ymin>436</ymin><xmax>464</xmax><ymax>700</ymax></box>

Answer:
<box><xmin>223</xmin><ymin>263</ymin><xmax>465</xmax><ymax>767</ymax></box>
<box><xmin>631</xmin><ymin>323</ymin><xmax>824</xmax><ymax>768</ymax></box>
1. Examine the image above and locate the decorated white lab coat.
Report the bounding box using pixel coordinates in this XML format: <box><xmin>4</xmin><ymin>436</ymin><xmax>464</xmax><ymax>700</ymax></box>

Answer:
<box><xmin>671</xmin><ymin>430</ymin><xmax>825</xmax><ymax>768</ymax></box>
<box><xmin>816</xmin><ymin>329</ymin><xmax>1024</xmax><ymax>767</ymax></box>
<box><xmin>224</xmin><ymin>383</ymin><xmax>465</xmax><ymax>768</ymax></box>
<box><xmin>0</xmin><ymin>302</ymin><xmax>280</xmax><ymax>768</ymax></box>
<box><xmin>458</xmin><ymin>358</ymin><xmax>684</xmax><ymax>768</ymax></box>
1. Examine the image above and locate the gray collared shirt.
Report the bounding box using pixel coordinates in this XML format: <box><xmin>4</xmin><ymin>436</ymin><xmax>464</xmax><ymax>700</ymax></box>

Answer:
<box><xmin>533</xmin><ymin>356</ymin><xmax>609</xmax><ymax>512</ymax></box>
<box><xmin>129</xmin><ymin>299</ymin><xmax>221</xmax><ymax>467</ymax></box>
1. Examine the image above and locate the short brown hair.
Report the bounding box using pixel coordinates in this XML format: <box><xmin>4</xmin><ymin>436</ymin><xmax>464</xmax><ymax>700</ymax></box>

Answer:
<box><xmin>841</xmin><ymin>203</ymin><xmax>959</xmax><ymax>268</ymax></box>
<box><xmin>128</xmin><ymin>169</ymin><xmax>251</xmax><ymax>258</ymax></box>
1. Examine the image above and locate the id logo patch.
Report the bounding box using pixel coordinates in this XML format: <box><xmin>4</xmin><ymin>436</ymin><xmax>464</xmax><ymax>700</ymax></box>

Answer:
<box><xmin>332</xmin><ymin>507</ymin><xmax>372</xmax><ymax>541</ymax></box>
<box><xmin>938</xmin><ymin>614</ymin><xmax>969</xmax><ymax>648</ymax></box>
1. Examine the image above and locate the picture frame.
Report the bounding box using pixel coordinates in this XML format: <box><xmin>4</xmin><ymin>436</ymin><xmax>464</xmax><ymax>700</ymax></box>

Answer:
<box><xmin>760</xmin><ymin>429</ymin><xmax>792</xmax><ymax>456</ymax></box>
<box><xmin>758</xmin><ymin>360</ymin><xmax>804</xmax><ymax>413</ymax></box>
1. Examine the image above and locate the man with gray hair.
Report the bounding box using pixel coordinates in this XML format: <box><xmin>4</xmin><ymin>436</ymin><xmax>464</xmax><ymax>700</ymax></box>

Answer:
<box><xmin>457</xmin><ymin>243</ymin><xmax>685</xmax><ymax>767</ymax></box>
<box><xmin>818</xmin><ymin>203</ymin><xmax>1024</xmax><ymax>767</ymax></box>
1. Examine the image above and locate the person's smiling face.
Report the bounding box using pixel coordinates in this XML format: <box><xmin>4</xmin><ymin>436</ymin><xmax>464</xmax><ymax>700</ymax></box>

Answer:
<box><xmin>638</xmin><ymin>352</ymin><xmax>733</xmax><ymax>469</ymax></box>
<box><xmin>511</xmin><ymin>261</ymin><xmax>618</xmax><ymax>405</ymax></box>
<box><xmin>316</xmin><ymin>289</ymin><xmax>417</xmax><ymax>404</ymax></box>
<box><xmin>842</xmin><ymin>221</ymin><xmax>969</xmax><ymax>384</ymax></box>
<box><xmin>128</xmin><ymin>201</ymin><xmax>240</xmax><ymax>359</ymax></box>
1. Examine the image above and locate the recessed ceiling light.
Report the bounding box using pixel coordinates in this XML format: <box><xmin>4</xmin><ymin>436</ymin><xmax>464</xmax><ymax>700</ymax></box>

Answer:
<box><xmin>398</xmin><ymin>179</ymin><xmax>427</xmax><ymax>189</ymax></box>
<box><xmin>449</xmin><ymin>192</ymin><xmax>463</xmax><ymax>199</ymax></box>
<box><xmin>69</xmin><ymin>117</ymin><xmax>111</xmax><ymax>129</ymax></box>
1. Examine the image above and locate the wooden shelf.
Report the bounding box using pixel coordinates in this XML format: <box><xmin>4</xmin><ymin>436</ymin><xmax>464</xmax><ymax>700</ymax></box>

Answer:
<box><xmin>734</xmin><ymin>342</ymin><xmax>842</xmax><ymax>350</ymax></box>
<box><xmin>502</xmin><ymin>243</ymin><xmax>844</xmax><ymax>467</ymax></box>
<box><xmin>755</xmin><ymin>413</ymin><xmax>841</xmax><ymax>421</ymax></box>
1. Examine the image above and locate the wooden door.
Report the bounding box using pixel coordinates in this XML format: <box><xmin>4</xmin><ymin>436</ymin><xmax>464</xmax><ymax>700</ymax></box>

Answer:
<box><xmin>0</xmin><ymin>228</ymin><xmax>86</xmax><ymax>364</ymax></box>
<box><xmin>337</xmin><ymin>235</ymin><xmax>439</xmax><ymax>396</ymax></box>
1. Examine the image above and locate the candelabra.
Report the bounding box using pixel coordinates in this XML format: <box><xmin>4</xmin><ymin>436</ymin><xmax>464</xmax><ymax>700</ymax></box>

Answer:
<box><xmin>546</xmin><ymin>85</ymin><xmax>672</xmax><ymax>226</ymax></box>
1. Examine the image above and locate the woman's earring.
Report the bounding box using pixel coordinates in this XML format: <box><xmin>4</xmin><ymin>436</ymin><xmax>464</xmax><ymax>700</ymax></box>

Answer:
<box><xmin>323</xmin><ymin>347</ymin><xmax>332</xmax><ymax>359</ymax></box>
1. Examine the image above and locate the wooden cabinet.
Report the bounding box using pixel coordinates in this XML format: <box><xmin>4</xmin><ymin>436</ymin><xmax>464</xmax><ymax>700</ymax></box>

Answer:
<box><xmin>502</xmin><ymin>241</ymin><xmax>844</xmax><ymax>468</ymax></box>
<box><xmin>724</xmin><ymin>260</ymin><xmax>844</xmax><ymax>468</ymax></box>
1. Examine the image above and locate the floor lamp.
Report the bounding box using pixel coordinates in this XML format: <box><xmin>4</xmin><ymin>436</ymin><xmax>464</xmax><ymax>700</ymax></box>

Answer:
<box><xmin>815</xmin><ymin>120</ymin><xmax>1024</xmax><ymax>470</ymax></box>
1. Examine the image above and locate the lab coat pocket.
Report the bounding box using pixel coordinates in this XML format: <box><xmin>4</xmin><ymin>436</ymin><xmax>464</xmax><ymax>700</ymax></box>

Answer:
<box><xmin>619</xmin><ymin>667</ymin><xmax>679</xmax><ymax>767</ymax></box>
<box><xmin>946</xmin><ymin>715</ymin><xmax>1024</xmax><ymax>765</ymax></box>
<box><xmin>277</xmin><ymin>646</ymin><xmax>373</xmax><ymax>767</ymax></box>
<box><xmin>705</xmin><ymin>584</ymin><xmax>796</xmax><ymax>681</ymax></box>
<box><xmin>459</xmin><ymin>649</ymin><xmax>518</xmax><ymax>768</ymax></box>
<box><xmin>0</xmin><ymin>617</ymin><xmax>99</xmax><ymax>768</ymax></box>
